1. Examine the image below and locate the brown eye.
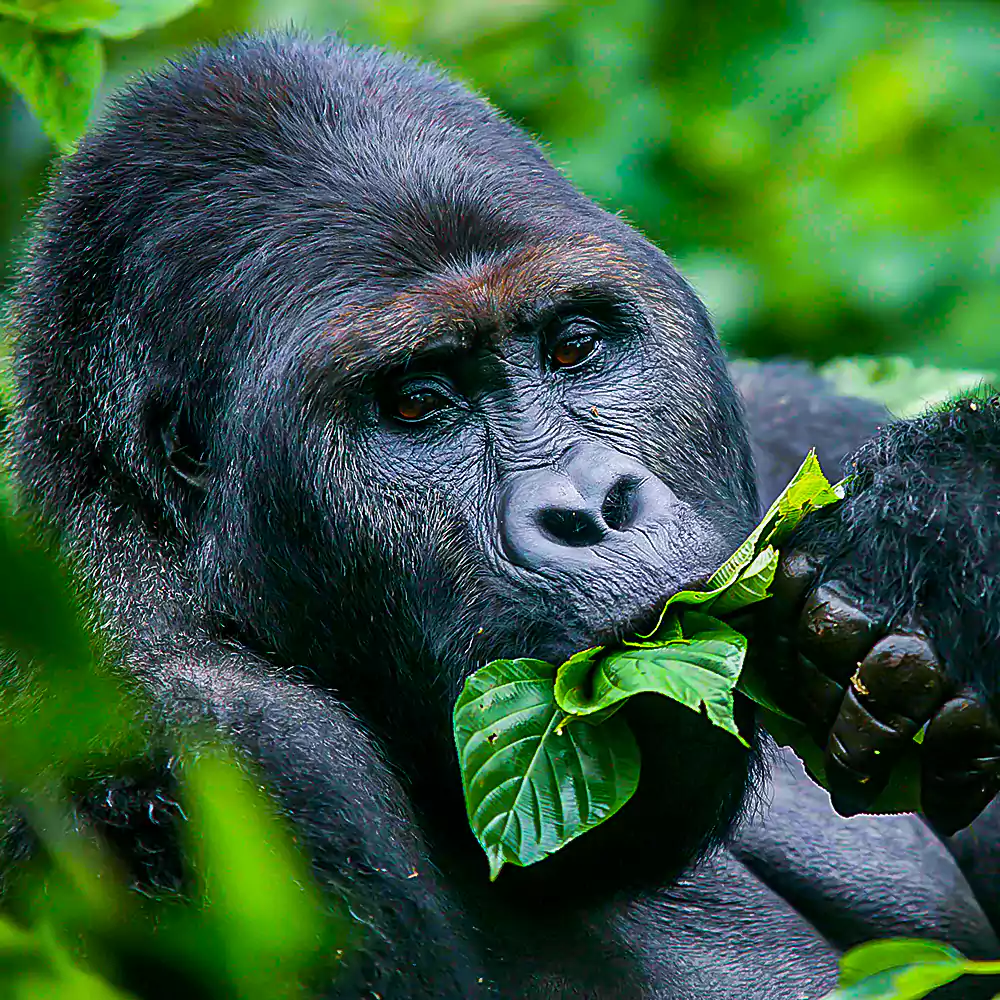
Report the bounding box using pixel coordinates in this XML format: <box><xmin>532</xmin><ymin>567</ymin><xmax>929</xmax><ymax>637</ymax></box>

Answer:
<box><xmin>551</xmin><ymin>334</ymin><xmax>598</xmax><ymax>370</ymax></box>
<box><xmin>394</xmin><ymin>386</ymin><xmax>446</xmax><ymax>422</ymax></box>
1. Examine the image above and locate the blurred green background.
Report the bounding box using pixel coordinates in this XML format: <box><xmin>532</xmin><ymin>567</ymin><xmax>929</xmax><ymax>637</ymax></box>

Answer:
<box><xmin>1</xmin><ymin>0</ymin><xmax>997</xmax><ymax>368</ymax></box>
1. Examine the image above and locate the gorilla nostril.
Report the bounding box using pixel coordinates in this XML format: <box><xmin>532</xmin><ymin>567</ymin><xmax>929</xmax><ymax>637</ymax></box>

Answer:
<box><xmin>602</xmin><ymin>476</ymin><xmax>641</xmax><ymax>532</ymax></box>
<box><xmin>538</xmin><ymin>507</ymin><xmax>606</xmax><ymax>547</ymax></box>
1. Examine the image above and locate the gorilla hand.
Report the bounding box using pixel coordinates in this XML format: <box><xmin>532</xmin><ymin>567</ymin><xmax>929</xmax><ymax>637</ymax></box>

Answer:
<box><xmin>743</xmin><ymin>396</ymin><xmax>1000</xmax><ymax>835</ymax></box>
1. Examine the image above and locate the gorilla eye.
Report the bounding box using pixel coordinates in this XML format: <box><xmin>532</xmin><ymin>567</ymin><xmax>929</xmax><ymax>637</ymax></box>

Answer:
<box><xmin>393</xmin><ymin>384</ymin><xmax>448</xmax><ymax>423</ymax></box>
<box><xmin>551</xmin><ymin>334</ymin><xmax>599</xmax><ymax>370</ymax></box>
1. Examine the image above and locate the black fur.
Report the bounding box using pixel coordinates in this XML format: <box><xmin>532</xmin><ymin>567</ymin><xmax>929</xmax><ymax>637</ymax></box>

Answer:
<box><xmin>6</xmin><ymin>33</ymin><xmax>1000</xmax><ymax>1000</ymax></box>
<box><xmin>793</xmin><ymin>395</ymin><xmax>1000</xmax><ymax>691</ymax></box>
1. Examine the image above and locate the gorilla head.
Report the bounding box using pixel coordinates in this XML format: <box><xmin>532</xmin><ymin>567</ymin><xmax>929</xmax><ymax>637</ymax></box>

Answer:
<box><xmin>13</xmin><ymin>36</ymin><xmax>760</xmax><ymax>887</ymax></box>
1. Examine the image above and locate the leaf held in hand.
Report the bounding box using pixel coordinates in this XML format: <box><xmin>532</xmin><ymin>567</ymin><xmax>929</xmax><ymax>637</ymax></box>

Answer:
<box><xmin>556</xmin><ymin>613</ymin><xmax>748</xmax><ymax>745</ymax></box>
<box><xmin>454</xmin><ymin>451</ymin><xmax>846</xmax><ymax>874</ymax></box>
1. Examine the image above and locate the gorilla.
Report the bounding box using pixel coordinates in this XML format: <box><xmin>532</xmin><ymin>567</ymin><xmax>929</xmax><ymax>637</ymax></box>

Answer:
<box><xmin>8</xmin><ymin>33</ymin><xmax>1000</xmax><ymax>1000</ymax></box>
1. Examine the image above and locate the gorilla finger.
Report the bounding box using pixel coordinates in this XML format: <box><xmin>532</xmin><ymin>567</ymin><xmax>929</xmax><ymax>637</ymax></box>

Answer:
<box><xmin>768</xmin><ymin>550</ymin><xmax>822</xmax><ymax>626</ymax></box>
<box><xmin>854</xmin><ymin>632</ymin><xmax>949</xmax><ymax>726</ymax></box>
<box><xmin>742</xmin><ymin>636</ymin><xmax>844</xmax><ymax>741</ymax></box>
<box><xmin>824</xmin><ymin>688</ymin><xmax>916</xmax><ymax>817</ymax></box>
<box><xmin>789</xmin><ymin>653</ymin><xmax>846</xmax><ymax>743</ymax></box>
<box><xmin>822</xmin><ymin>633</ymin><xmax>945</xmax><ymax>816</ymax></box>
<box><xmin>797</xmin><ymin>581</ymin><xmax>882</xmax><ymax>683</ymax></box>
<box><xmin>921</xmin><ymin>696</ymin><xmax>1000</xmax><ymax>835</ymax></box>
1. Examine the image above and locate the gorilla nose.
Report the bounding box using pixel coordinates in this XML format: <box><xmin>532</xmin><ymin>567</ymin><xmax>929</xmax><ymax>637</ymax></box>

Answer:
<box><xmin>501</xmin><ymin>445</ymin><xmax>679</xmax><ymax>572</ymax></box>
<box><xmin>536</xmin><ymin>474</ymin><xmax>639</xmax><ymax>547</ymax></box>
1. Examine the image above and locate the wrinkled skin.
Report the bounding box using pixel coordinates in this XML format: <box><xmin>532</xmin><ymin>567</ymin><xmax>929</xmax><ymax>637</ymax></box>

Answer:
<box><xmin>6</xmin><ymin>34</ymin><xmax>1000</xmax><ymax>1000</ymax></box>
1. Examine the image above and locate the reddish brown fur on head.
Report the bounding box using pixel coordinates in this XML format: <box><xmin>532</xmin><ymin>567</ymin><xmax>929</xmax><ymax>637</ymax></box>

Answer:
<box><xmin>309</xmin><ymin>234</ymin><xmax>690</xmax><ymax>395</ymax></box>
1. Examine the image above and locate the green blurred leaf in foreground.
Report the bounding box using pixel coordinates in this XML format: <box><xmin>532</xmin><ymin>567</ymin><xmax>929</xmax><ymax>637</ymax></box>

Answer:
<box><xmin>0</xmin><ymin>494</ymin><xmax>147</xmax><ymax>784</ymax></box>
<box><xmin>823</xmin><ymin>938</ymin><xmax>1000</xmax><ymax>999</ymax></box>
<box><xmin>0</xmin><ymin>0</ymin><xmax>203</xmax><ymax>150</ymax></box>
<box><xmin>184</xmin><ymin>750</ymin><xmax>327</xmax><ymax>998</ymax></box>
<box><xmin>0</xmin><ymin>493</ymin><xmax>334</xmax><ymax>996</ymax></box>
<box><xmin>0</xmin><ymin>914</ymin><xmax>134</xmax><ymax>999</ymax></box>
<box><xmin>0</xmin><ymin>18</ymin><xmax>102</xmax><ymax>151</ymax></box>
<box><xmin>0</xmin><ymin>0</ymin><xmax>117</xmax><ymax>33</ymax></box>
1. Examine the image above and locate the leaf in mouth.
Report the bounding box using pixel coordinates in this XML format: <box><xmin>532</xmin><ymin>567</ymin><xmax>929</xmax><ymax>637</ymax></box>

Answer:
<box><xmin>453</xmin><ymin>451</ymin><xmax>850</xmax><ymax>876</ymax></box>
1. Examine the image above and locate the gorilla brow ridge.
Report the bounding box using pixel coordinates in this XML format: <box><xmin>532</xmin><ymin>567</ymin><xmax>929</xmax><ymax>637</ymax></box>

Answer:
<box><xmin>304</xmin><ymin>235</ymin><xmax>663</xmax><ymax>391</ymax></box>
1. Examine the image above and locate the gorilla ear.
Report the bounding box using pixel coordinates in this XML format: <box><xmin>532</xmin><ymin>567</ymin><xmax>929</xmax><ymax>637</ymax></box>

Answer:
<box><xmin>159</xmin><ymin>409</ymin><xmax>211</xmax><ymax>490</ymax></box>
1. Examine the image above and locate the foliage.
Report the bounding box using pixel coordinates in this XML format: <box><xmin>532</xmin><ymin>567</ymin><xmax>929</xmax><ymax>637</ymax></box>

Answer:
<box><xmin>454</xmin><ymin>452</ymin><xmax>848</xmax><ymax>878</ymax></box>
<box><xmin>453</xmin><ymin>657</ymin><xmax>640</xmax><ymax>881</ymax></box>
<box><xmin>0</xmin><ymin>0</ymin><xmax>200</xmax><ymax>150</ymax></box>
<box><xmin>0</xmin><ymin>494</ymin><xmax>343</xmax><ymax>998</ymax></box>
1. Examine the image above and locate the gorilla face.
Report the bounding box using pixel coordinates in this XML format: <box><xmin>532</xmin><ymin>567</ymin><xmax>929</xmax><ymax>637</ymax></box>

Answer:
<box><xmin>206</xmin><ymin>230</ymin><xmax>760</xmax><ymax>735</ymax></box>
<box><xmin>351</xmin><ymin>263</ymin><xmax>757</xmax><ymax>659</ymax></box>
<box><xmin>196</xmin><ymin>218</ymin><xmax>762</xmax><ymax>876</ymax></box>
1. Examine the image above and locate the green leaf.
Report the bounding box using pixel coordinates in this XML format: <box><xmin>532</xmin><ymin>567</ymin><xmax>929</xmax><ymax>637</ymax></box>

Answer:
<box><xmin>709</xmin><ymin>545</ymin><xmax>779</xmax><ymax>616</ymax></box>
<box><xmin>839</xmin><ymin>940</ymin><xmax>965</xmax><ymax>987</ymax></box>
<box><xmin>0</xmin><ymin>21</ymin><xmax>102</xmax><ymax>151</ymax></box>
<box><xmin>453</xmin><ymin>659</ymin><xmax>640</xmax><ymax>878</ymax></box>
<box><xmin>822</xmin><ymin>939</ymin><xmax>987</xmax><ymax>999</ymax></box>
<box><xmin>823</xmin><ymin>967</ymin><xmax>963</xmax><ymax>999</ymax></box>
<box><xmin>183</xmin><ymin>750</ymin><xmax>324</xmax><ymax>995</ymax></box>
<box><xmin>94</xmin><ymin>0</ymin><xmax>201</xmax><ymax>39</ymax></box>
<box><xmin>0</xmin><ymin>0</ymin><xmax>117</xmax><ymax>32</ymax></box>
<box><xmin>651</xmin><ymin>449</ymin><xmax>843</xmax><ymax>627</ymax></box>
<box><xmin>734</xmin><ymin>668</ymin><xmax>797</xmax><ymax>721</ymax></box>
<box><xmin>820</xmin><ymin>357</ymin><xmax>997</xmax><ymax>419</ymax></box>
<box><xmin>555</xmin><ymin>613</ymin><xmax>748</xmax><ymax>744</ymax></box>
<box><xmin>0</xmin><ymin>0</ymin><xmax>203</xmax><ymax>36</ymax></box>
<box><xmin>0</xmin><ymin>495</ymin><xmax>147</xmax><ymax>784</ymax></box>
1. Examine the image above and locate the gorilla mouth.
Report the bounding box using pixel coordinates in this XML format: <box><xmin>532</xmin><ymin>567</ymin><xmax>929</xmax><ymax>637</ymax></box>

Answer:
<box><xmin>521</xmin><ymin>597</ymin><xmax>690</xmax><ymax>667</ymax></box>
<box><xmin>612</xmin><ymin>587</ymin><xmax>715</xmax><ymax>644</ymax></box>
